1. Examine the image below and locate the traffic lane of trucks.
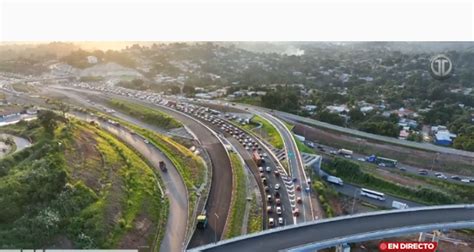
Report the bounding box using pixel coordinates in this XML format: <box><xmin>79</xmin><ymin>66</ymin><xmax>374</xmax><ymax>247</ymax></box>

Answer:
<box><xmin>311</xmin><ymin>142</ymin><xmax>474</xmax><ymax>185</ymax></box>
<box><xmin>186</xmin><ymin>109</ymin><xmax>295</xmax><ymax>228</ymax></box>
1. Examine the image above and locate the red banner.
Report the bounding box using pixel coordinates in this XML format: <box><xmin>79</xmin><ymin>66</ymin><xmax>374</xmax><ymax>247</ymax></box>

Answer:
<box><xmin>379</xmin><ymin>242</ymin><xmax>438</xmax><ymax>252</ymax></box>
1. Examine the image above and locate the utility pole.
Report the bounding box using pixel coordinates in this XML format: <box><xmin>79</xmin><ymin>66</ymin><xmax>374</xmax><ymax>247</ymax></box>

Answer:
<box><xmin>351</xmin><ymin>189</ymin><xmax>359</xmax><ymax>214</ymax></box>
<box><xmin>430</xmin><ymin>152</ymin><xmax>439</xmax><ymax>171</ymax></box>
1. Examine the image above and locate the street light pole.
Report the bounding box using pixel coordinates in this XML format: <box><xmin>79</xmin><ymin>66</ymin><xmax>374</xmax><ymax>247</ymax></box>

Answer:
<box><xmin>214</xmin><ymin>213</ymin><xmax>219</xmax><ymax>243</ymax></box>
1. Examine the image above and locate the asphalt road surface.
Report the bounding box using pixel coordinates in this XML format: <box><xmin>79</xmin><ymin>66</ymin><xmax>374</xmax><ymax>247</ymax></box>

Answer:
<box><xmin>181</xmin><ymin>107</ymin><xmax>295</xmax><ymax>228</ymax></box>
<box><xmin>48</xmin><ymin>86</ymin><xmax>233</xmax><ymax>248</ymax></box>
<box><xmin>293</xmin><ymin>123</ymin><xmax>474</xmax><ymax>185</ymax></box>
<box><xmin>189</xmin><ymin>100</ymin><xmax>318</xmax><ymax>223</ymax></box>
<box><xmin>72</xmin><ymin>112</ymin><xmax>188</xmax><ymax>252</ymax></box>
<box><xmin>136</xmin><ymin>102</ymin><xmax>233</xmax><ymax>248</ymax></box>
<box><xmin>252</xmin><ymin>111</ymin><xmax>315</xmax><ymax>223</ymax></box>
<box><xmin>193</xmin><ymin>205</ymin><xmax>474</xmax><ymax>252</ymax></box>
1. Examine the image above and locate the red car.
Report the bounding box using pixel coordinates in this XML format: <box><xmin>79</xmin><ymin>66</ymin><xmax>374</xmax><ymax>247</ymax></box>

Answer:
<box><xmin>296</xmin><ymin>197</ymin><xmax>302</xmax><ymax>204</ymax></box>
<box><xmin>293</xmin><ymin>208</ymin><xmax>300</xmax><ymax>217</ymax></box>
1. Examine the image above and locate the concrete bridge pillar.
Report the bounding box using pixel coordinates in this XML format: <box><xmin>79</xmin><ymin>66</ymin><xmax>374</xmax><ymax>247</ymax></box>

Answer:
<box><xmin>431</xmin><ymin>230</ymin><xmax>441</xmax><ymax>243</ymax></box>
<box><xmin>335</xmin><ymin>243</ymin><xmax>350</xmax><ymax>252</ymax></box>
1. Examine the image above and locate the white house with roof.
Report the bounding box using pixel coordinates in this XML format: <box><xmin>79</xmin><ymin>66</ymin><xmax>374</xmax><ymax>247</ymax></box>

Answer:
<box><xmin>326</xmin><ymin>104</ymin><xmax>349</xmax><ymax>114</ymax></box>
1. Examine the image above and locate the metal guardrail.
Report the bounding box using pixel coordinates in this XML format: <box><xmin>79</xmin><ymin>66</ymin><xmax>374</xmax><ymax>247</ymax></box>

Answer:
<box><xmin>188</xmin><ymin>204</ymin><xmax>474</xmax><ymax>251</ymax></box>
<box><xmin>287</xmin><ymin>221</ymin><xmax>474</xmax><ymax>252</ymax></box>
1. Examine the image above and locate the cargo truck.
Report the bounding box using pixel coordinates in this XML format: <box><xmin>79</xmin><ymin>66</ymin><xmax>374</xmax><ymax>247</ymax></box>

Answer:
<box><xmin>326</xmin><ymin>175</ymin><xmax>344</xmax><ymax>186</ymax></box>
<box><xmin>252</xmin><ymin>151</ymin><xmax>263</xmax><ymax>166</ymax></box>
<box><xmin>337</xmin><ymin>148</ymin><xmax>353</xmax><ymax>156</ymax></box>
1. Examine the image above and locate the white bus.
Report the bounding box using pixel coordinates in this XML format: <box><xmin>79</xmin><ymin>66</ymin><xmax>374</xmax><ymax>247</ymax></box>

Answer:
<box><xmin>360</xmin><ymin>188</ymin><xmax>386</xmax><ymax>201</ymax></box>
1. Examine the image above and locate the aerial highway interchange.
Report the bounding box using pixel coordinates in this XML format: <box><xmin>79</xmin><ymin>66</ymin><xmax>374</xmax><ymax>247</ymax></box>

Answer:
<box><xmin>1</xmin><ymin>82</ymin><xmax>473</xmax><ymax>252</ymax></box>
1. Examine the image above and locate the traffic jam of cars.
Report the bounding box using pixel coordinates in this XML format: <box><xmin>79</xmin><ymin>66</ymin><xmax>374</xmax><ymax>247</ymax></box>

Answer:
<box><xmin>171</xmin><ymin>102</ymin><xmax>303</xmax><ymax>228</ymax></box>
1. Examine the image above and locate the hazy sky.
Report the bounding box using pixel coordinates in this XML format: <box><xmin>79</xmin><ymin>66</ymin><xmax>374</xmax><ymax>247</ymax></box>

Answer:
<box><xmin>1</xmin><ymin>1</ymin><xmax>473</xmax><ymax>41</ymax></box>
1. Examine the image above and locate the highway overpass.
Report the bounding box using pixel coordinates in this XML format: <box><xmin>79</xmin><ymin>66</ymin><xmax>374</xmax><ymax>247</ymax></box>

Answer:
<box><xmin>189</xmin><ymin>205</ymin><xmax>474</xmax><ymax>252</ymax></box>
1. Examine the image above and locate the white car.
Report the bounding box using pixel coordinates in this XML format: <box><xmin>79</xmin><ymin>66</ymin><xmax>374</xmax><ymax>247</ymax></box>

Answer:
<box><xmin>461</xmin><ymin>179</ymin><xmax>470</xmax><ymax>183</ymax></box>
<box><xmin>266</xmin><ymin>166</ymin><xmax>271</xmax><ymax>172</ymax></box>
<box><xmin>143</xmin><ymin>139</ymin><xmax>150</xmax><ymax>144</ymax></box>
<box><xmin>276</xmin><ymin>206</ymin><xmax>282</xmax><ymax>215</ymax></box>
<box><xmin>275</xmin><ymin>183</ymin><xmax>280</xmax><ymax>190</ymax></box>
<box><xmin>258</xmin><ymin>167</ymin><xmax>264</xmax><ymax>172</ymax></box>
<box><xmin>269</xmin><ymin>218</ymin><xmax>275</xmax><ymax>227</ymax></box>
<box><xmin>278</xmin><ymin>217</ymin><xmax>284</xmax><ymax>225</ymax></box>
<box><xmin>357</xmin><ymin>157</ymin><xmax>366</xmax><ymax>162</ymax></box>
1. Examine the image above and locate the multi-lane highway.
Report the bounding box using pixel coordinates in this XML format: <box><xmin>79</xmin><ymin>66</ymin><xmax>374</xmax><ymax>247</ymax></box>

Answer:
<box><xmin>293</xmin><ymin>122</ymin><xmax>474</xmax><ymax>184</ymax></box>
<box><xmin>191</xmin><ymin>205</ymin><xmax>474</xmax><ymax>252</ymax></box>
<box><xmin>175</xmin><ymin>103</ymin><xmax>295</xmax><ymax>228</ymax></box>
<box><xmin>273</xmin><ymin>110</ymin><xmax>474</xmax><ymax>158</ymax></box>
<box><xmin>42</xmin><ymin>84</ymin><xmax>474</xmax><ymax>251</ymax></box>
<box><xmin>255</xmin><ymin>111</ymin><xmax>317</xmax><ymax>222</ymax></box>
<box><xmin>197</xmin><ymin>100</ymin><xmax>319</xmax><ymax>223</ymax></box>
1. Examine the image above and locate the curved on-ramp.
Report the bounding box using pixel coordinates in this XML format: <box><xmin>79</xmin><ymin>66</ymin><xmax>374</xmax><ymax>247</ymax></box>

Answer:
<box><xmin>45</xmin><ymin>87</ymin><xmax>190</xmax><ymax>252</ymax></box>
<box><xmin>190</xmin><ymin>205</ymin><xmax>474</xmax><ymax>252</ymax></box>
<box><xmin>73</xmin><ymin>112</ymin><xmax>189</xmax><ymax>252</ymax></box>
<box><xmin>131</xmin><ymin>101</ymin><xmax>233</xmax><ymax>249</ymax></box>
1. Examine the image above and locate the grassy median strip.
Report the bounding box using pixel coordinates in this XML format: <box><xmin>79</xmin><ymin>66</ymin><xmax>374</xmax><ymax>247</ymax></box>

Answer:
<box><xmin>225</xmin><ymin>152</ymin><xmax>247</xmax><ymax>239</ymax></box>
<box><xmin>247</xmin><ymin>193</ymin><xmax>263</xmax><ymax>234</ymax></box>
<box><xmin>251</xmin><ymin>115</ymin><xmax>284</xmax><ymax>149</ymax></box>
<box><xmin>294</xmin><ymin>136</ymin><xmax>316</xmax><ymax>154</ymax></box>
<box><xmin>107</xmin><ymin>99</ymin><xmax>182</xmax><ymax>130</ymax></box>
<box><xmin>238</xmin><ymin>115</ymin><xmax>283</xmax><ymax>149</ymax></box>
